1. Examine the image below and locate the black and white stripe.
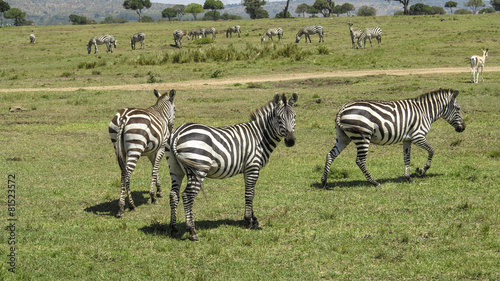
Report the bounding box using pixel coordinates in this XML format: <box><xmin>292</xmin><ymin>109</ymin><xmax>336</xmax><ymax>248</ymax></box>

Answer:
<box><xmin>29</xmin><ymin>33</ymin><xmax>36</xmax><ymax>44</ymax></box>
<box><xmin>204</xmin><ymin>27</ymin><xmax>216</xmax><ymax>40</ymax></box>
<box><xmin>321</xmin><ymin>89</ymin><xmax>465</xmax><ymax>188</ymax></box>
<box><xmin>357</xmin><ymin>27</ymin><xmax>382</xmax><ymax>48</ymax></box>
<box><xmin>226</xmin><ymin>25</ymin><xmax>241</xmax><ymax>38</ymax></box>
<box><xmin>261</xmin><ymin>27</ymin><xmax>283</xmax><ymax>43</ymax></box>
<box><xmin>131</xmin><ymin>32</ymin><xmax>145</xmax><ymax>50</ymax></box>
<box><xmin>187</xmin><ymin>28</ymin><xmax>205</xmax><ymax>40</ymax></box>
<box><xmin>296</xmin><ymin>25</ymin><xmax>324</xmax><ymax>43</ymax></box>
<box><xmin>173</xmin><ymin>30</ymin><xmax>185</xmax><ymax>48</ymax></box>
<box><xmin>167</xmin><ymin>93</ymin><xmax>298</xmax><ymax>241</ymax></box>
<box><xmin>87</xmin><ymin>34</ymin><xmax>117</xmax><ymax>54</ymax></box>
<box><xmin>109</xmin><ymin>89</ymin><xmax>176</xmax><ymax>218</ymax></box>
<box><xmin>348</xmin><ymin>23</ymin><xmax>362</xmax><ymax>49</ymax></box>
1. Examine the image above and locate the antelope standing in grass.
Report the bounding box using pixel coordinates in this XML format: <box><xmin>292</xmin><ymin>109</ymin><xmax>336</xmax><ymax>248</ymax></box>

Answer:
<box><xmin>470</xmin><ymin>48</ymin><xmax>488</xmax><ymax>83</ymax></box>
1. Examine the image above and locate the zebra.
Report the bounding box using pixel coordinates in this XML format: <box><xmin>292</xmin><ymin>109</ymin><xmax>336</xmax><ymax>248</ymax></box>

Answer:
<box><xmin>357</xmin><ymin>27</ymin><xmax>382</xmax><ymax>48</ymax></box>
<box><xmin>187</xmin><ymin>28</ymin><xmax>205</xmax><ymax>40</ymax></box>
<box><xmin>87</xmin><ymin>35</ymin><xmax>117</xmax><ymax>54</ymax></box>
<box><xmin>166</xmin><ymin>92</ymin><xmax>298</xmax><ymax>241</ymax></box>
<box><xmin>29</xmin><ymin>33</ymin><xmax>36</xmax><ymax>44</ymax></box>
<box><xmin>204</xmin><ymin>27</ymin><xmax>216</xmax><ymax>40</ymax></box>
<box><xmin>296</xmin><ymin>25</ymin><xmax>324</xmax><ymax>43</ymax></box>
<box><xmin>109</xmin><ymin>89</ymin><xmax>177</xmax><ymax>218</ymax></box>
<box><xmin>131</xmin><ymin>32</ymin><xmax>145</xmax><ymax>50</ymax></box>
<box><xmin>226</xmin><ymin>25</ymin><xmax>241</xmax><ymax>38</ymax></box>
<box><xmin>261</xmin><ymin>27</ymin><xmax>283</xmax><ymax>43</ymax></box>
<box><xmin>321</xmin><ymin>88</ymin><xmax>465</xmax><ymax>188</ymax></box>
<box><xmin>173</xmin><ymin>30</ymin><xmax>185</xmax><ymax>48</ymax></box>
<box><xmin>348</xmin><ymin>23</ymin><xmax>362</xmax><ymax>49</ymax></box>
<box><xmin>470</xmin><ymin>48</ymin><xmax>488</xmax><ymax>83</ymax></box>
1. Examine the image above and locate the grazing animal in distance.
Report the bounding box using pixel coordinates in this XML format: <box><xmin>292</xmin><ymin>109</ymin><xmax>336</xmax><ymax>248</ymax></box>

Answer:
<box><xmin>226</xmin><ymin>25</ymin><xmax>241</xmax><ymax>38</ymax></box>
<box><xmin>29</xmin><ymin>34</ymin><xmax>36</xmax><ymax>44</ymax></box>
<box><xmin>348</xmin><ymin>23</ymin><xmax>362</xmax><ymax>49</ymax></box>
<box><xmin>109</xmin><ymin>89</ymin><xmax>176</xmax><ymax>218</ymax></box>
<box><xmin>261</xmin><ymin>27</ymin><xmax>283</xmax><ymax>43</ymax></box>
<box><xmin>204</xmin><ymin>27</ymin><xmax>216</xmax><ymax>40</ymax></box>
<box><xmin>470</xmin><ymin>48</ymin><xmax>488</xmax><ymax>83</ymax></box>
<box><xmin>296</xmin><ymin>25</ymin><xmax>324</xmax><ymax>43</ymax></box>
<box><xmin>173</xmin><ymin>30</ymin><xmax>185</xmax><ymax>48</ymax></box>
<box><xmin>131</xmin><ymin>32</ymin><xmax>145</xmax><ymax>50</ymax></box>
<box><xmin>87</xmin><ymin>35</ymin><xmax>116</xmax><ymax>54</ymax></box>
<box><xmin>357</xmin><ymin>27</ymin><xmax>382</xmax><ymax>48</ymax></box>
<box><xmin>321</xmin><ymin>89</ymin><xmax>465</xmax><ymax>188</ymax></box>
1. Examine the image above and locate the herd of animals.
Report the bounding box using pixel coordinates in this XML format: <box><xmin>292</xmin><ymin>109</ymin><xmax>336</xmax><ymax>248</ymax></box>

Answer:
<box><xmin>26</xmin><ymin>22</ymin><xmax>487</xmax><ymax>241</ymax></box>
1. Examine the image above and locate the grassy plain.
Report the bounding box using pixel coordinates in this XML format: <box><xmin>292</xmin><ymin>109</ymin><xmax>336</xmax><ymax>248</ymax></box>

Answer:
<box><xmin>1</xmin><ymin>14</ymin><xmax>499</xmax><ymax>280</ymax></box>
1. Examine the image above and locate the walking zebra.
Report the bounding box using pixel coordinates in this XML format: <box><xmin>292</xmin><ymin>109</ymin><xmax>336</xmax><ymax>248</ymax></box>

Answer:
<box><xmin>348</xmin><ymin>23</ymin><xmax>362</xmax><ymax>49</ymax></box>
<box><xmin>261</xmin><ymin>27</ymin><xmax>283</xmax><ymax>43</ymax></box>
<box><xmin>226</xmin><ymin>25</ymin><xmax>241</xmax><ymax>38</ymax></box>
<box><xmin>321</xmin><ymin>89</ymin><xmax>465</xmax><ymax>188</ymax></box>
<box><xmin>29</xmin><ymin>33</ymin><xmax>36</xmax><ymax>44</ymax></box>
<box><xmin>187</xmin><ymin>28</ymin><xmax>205</xmax><ymax>40</ymax></box>
<box><xmin>173</xmin><ymin>30</ymin><xmax>185</xmax><ymax>48</ymax></box>
<box><xmin>166</xmin><ymin>92</ymin><xmax>298</xmax><ymax>241</ymax></box>
<box><xmin>204</xmin><ymin>27</ymin><xmax>216</xmax><ymax>40</ymax></box>
<box><xmin>109</xmin><ymin>89</ymin><xmax>177</xmax><ymax>218</ymax></box>
<box><xmin>87</xmin><ymin>35</ymin><xmax>117</xmax><ymax>54</ymax></box>
<box><xmin>131</xmin><ymin>32</ymin><xmax>145</xmax><ymax>50</ymax></box>
<box><xmin>470</xmin><ymin>48</ymin><xmax>488</xmax><ymax>83</ymax></box>
<box><xmin>357</xmin><ymin>27</ymin><xmax>382</xmax><ymax>48</ymax></box>
<box><xmin>296</xmin><ymin>25</ymin><xmax>324</xmax><ymax>43</ymax></box>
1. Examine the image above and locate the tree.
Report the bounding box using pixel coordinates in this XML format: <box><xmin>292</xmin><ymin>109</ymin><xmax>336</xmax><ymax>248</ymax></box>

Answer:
<box><xmin>275</xmin><ymin>10</ymin><xmax>292</xmax><ymax>18</ymax></box>
<box><xmin>123</xmin><ymin>0</ymin><xmax>152</xmax><ymax>22</ymax></box>
<box><xmin>357</xmin><ymin>5</ymin><xmax>376</xmax><ymax>16</ymax></box>
<box><xmin>455</xmin><ymin>8</ymin><xmax>472</xmax><ymax>14</ymax></box>
<box><xmin>307</xmin><ymin>5</ymin><xmax>320</xmax><ymax>17</ymax></box>
<box><xmin>173</xmin><ymin>5</ymin><xmax>185</xmax><ymax>21</ymax></box>
<box><xmin>491</xmin><ymin>0</ymin><xmax>500</xmax><ymax>11</ymax></box>
<box><xmin>295</xmin><ymin>3</ymin><xmax>309</xmax><ymax>17</ymax></box>
<box><xmin>203</xmin><ymin>0</ymin><xmax>224</xmax><ymax>21</ymax></box>
<box><xmin>0</xmin><ymin>0</ymin><xmax>10</xmax><ymax>27</ymax></box>
<box><xmin>243</xmin><ymin>0</ymin><xmax>267</xmax><ymax>19</ymax></box>
<box><xmin>431</xmin><ymin>6</ymin><xmax>446</xmax><ymax>14</ymax></box>
<box><xmin>464</xmin><ymin>0</ymin><xmax>485</xmax><ymax>13</ymax></box>
<box><xmin>479</xmin><ymin>6</ymin><xmax>496</xmax><ymax>12</ymax></box>
<box><xmin>444</xmin><ymin>1</ymin><xmax>457</xmax><ymax>13</ymax></box>
<box><xmin>161</xmin><ymin>8</ymin><xmax>176</xmax><ymax>21</ymax></box>
<box><xmin>4</xmin><ymin>8</ymin><xmax>27</xmax><ymax>26</ymax></box>
<box><xmin>331</xmin><ymin>4</ymin><xmax>342</xmax><ymax>16</ymax></box>
<box><xmin>313</xmin><ymin>0</ymin><xmax>330</xmax><ymax>17</ymax></box>
<box><xmin>386</xmin><ymin>0</ymin><xmax>411</xmax><ymax>15</ymax></box>
<box><xmin>185</xmin><ymin>3</ymin><xmax>204</xmax><ymax>20</ymax></box>
<box><xmin>341</xmin><ymin>3</ymin><xmax>355</xmax><ymax>16</ymax></box>
<box><xmin>283</xmin><ymin>0</ymin><xmax>291</xmax><ymax>18</ymax></box>
<box><xmin>69</xmin><ymin>14</ymin><xmax>90</xmax><ymax>25</ymax></box>
<box><xmin>409</xmin><ymin>3</ymin><xmax>432</xmax><ymax>14</ymax></box>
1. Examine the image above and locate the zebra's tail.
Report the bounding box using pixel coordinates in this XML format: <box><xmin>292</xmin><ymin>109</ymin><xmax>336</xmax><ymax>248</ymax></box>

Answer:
<box><xmin>115</xmin><ymin>116</ymin><xmax>128</xmax><ymax>173</ymax></box>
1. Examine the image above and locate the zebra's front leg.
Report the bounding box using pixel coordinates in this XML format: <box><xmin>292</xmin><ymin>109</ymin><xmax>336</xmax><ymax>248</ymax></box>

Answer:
<box><xmin>414</xmin><ymin>138</ymin><xmax>434</xmax><ymax>177</ymax></box>
<box><xmin>403</xmin><ymin>141</ymin><xmax>415</xmax><ymax>183</ymax></box>
<box><xmin>244</xmin><ymin>171</ymin><xmax>260</xmax><ymax>229</ymax></box>
<box><xmin>148</xmin><ymin>148</ymin><xmax>165</xmax><ymax>204</ymax></box>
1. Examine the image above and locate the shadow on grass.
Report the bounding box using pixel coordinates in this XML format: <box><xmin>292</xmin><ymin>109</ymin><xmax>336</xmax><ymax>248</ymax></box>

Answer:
<box><xmin>84</xmin><ymin>191</ymin><xmax>150</xmax><ymax>216</ymax></box>
<box><xmin>311</xmin><ymin>173</ymin><xmax>443</xmax><ymax>190</ymax></box>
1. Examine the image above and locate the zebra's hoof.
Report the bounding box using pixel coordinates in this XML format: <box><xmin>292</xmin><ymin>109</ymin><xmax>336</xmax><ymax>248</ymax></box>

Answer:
<box><xmin>156</xmin><ymin>192</ymin><xmax>163</xmax><ymax>198</ymax></box>
<box><xmin>115</xmin><ymin>212</ymin><xmax>123</xmax><ymax>218</ymax></box>
<box><xmin>129</xmin><ymin>205</ymin><xmax>136</xmax><ymax>211</ymax></box>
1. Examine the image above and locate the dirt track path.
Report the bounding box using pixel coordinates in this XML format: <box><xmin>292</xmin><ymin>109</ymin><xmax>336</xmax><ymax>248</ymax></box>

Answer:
<box><xmin>2</xmin><ymin>66</ymin><xmax>499</xmax><ymax>93</ymax></box>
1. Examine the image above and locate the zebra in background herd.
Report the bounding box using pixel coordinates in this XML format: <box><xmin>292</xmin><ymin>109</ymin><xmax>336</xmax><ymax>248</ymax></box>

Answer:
<box><xmin>226</xmin><ymin>25</ymin><xmax>241</xmax><ymax>38</ymax></box>
<box><xmin>348</xmin><ymin>23</ymin><xmax>362</xmax><ymax>49</ymax></box>
<box><xmin>173</xmin><ymin>30</ymin><xmax>185</xmax><ymax>48</ymax></box>
<box><xmin>357</xmin><ymin>26</ymin><xmax>382</xmax><ymax>48</ymax></box>
<box><xmin>296</xmin><ymin>25</ymin><xmax>324</xmax><ymax>43</ymax></box>
<box><xmin>109</xmin><ymin>89</ymin><xmax>177</xmax><ymax>218</ymax></box>
<box><xmin>321</xmin><ymin>88</ymin><xmax>465</xmax><ymax>189</ymax></box>
<box><xmin>166</xmin><ymin>92</ymin><xmax>298</xmax><ymax>241</ymax></box>
<box><xmin>470</xmin><ymin>48</ymin><xmax>488</xmax><ymax>83</ymax></box>
<box><xmin>131</xmin><ymin>32</ymin><xmax>145</xmax><ymax>50</ymax></box>
<box><xmin>187</xmin><ymin>28</ymin><xmax>205</xmax><ymax>40</ymax></box>
<box><xmin>204</xmin><ymin>27</ymin><xmax>217</xmax><ymax>40</ymax></box>
<box><xmin>29</xmin><ymin>33</ymin><xmax>36</xmax><ymax>44</ymax></box>
<box><xmin>87</xmin><ymin>34</ymin><xmax>116</xmax><ymax>54</ymax></box>
<box><xmin>261</xmin><ymin>27</ymin><xmax>283</xmax><ymax>43</ymax></box>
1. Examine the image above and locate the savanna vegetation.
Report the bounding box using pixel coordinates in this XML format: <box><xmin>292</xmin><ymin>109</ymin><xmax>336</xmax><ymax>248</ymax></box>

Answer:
<box><xmin>0</xmin><ymin>14</ymin><xmax>499</xmax><ymax>280</ymax></box>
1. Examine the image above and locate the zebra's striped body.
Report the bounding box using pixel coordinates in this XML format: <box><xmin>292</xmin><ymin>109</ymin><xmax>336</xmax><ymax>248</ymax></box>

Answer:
<box><xmin>131</xmin><ymin>32</ymin><xmax>145</xmax><ymax>50</ymax></box>
<box><xmin>29</xmin><ymin>34</ymin><xmax>36</xmax><ymax>44</ymax></box>
<box><xmin>167</xmin><ymin>93</ymin><xmax>298</xmax><ymax>241</ymax></box>
<box><xmin>470</xmin><ymin>48</ymin><xmax>488</xmax><ymax>83</ymax></box>
<box><xmin>109</xmin><ymin>89</ymin><xmax>176</xmax><ymax>218</ymax></box>
<box><xmin>358</xmin><ymin>27</ymin><xmax>382</xmax><ymax>48</ymax></box>
<box><xmin>348</xmin><ymin>23</ymin><xmax>362</xmax><ymax>49</ymax></box>
<box><xmin>226</xmin><ymin>25</ymin><xmax>241</xmax><ymax>38</ymax></box>
<box><xmin>296</xmin><ymin>25</ymin><xmax>324</xmax><ymax>43</ymax></box>
<box><xmin>261</xmin><ymin>27</ymin><xmax>283</xmax><ymax>43</ymax></box>
<box><xmin>187</xmin><ymin>28</ymin><xmax>205</xmax><ymax>40</ymax></box>
<box><xmin>321</xmin><ymin>89</ymin><xmax>465</xmax><ymax>188</ymax></box>
<box><xmin>204</xmin><ymin>27</ymin><xmax>216</xmax><ymax>40</ymax></box>
<box><xmin>87</xmin><ymin>34</ymin><xmax>117</xmax><ymax>54</ymax></box>
<box><xmin>173</xmin><ymin>30</ymin><xmax>185</xmax><ymax>48</ymax></box>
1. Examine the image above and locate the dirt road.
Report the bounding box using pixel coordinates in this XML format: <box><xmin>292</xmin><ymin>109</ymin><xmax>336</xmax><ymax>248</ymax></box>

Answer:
<box><xmin>2</xmin><ymin>66</ymin><xmax>498</xmax><ymax>93</ymax></box>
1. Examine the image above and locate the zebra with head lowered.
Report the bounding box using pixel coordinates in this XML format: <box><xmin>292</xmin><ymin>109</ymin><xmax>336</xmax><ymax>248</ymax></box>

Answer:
<box><xmin>167</xmin><ymin>92</ymin><xmax>298</xmax><ymax>241</ymax></box>
<box><xmin>261</xmin><ymin>27</ymin><xmax>283</xmax><ymax>43</ymax></box>
<box><xmin>109</xmin><ymin>89</ymin><xmax>177</xmax><ymax>218</ymax></box>
<box><xmin>204</xmin><ymin>27</ymin><xmax>216</xmax><ymax>40</ymax></box>
<box><xmin>131</xmin><ymin>32</ymin><xmax>145</xmax><ymax>50</ymax></box>
<box><xmin>321</xmin><ymin>88</ymin><xmax>465</xmax><ymax>188</ymax></box>
<box><xmin>187</xmin><ymin>28</ymin><xmax>205</xmax><ymax>40</ymax></box>
<box><xmin>226</xmin><ymin>25</ymin><xmax>241</xmax><ymax>38</ymax></box>
<box><xmin>87</xmin><ymin>35</ymin><xmax>117</xmax><ymax>54</ymax></box>
<box><xmin>29</xmin><ymin>33</ymin><xmax>36</xmax><ymax>44</ymax></box>
<box><xmin>296</xmin><ymin>25</ymin><xmax>324</xmax><ymax>43</ymax></box>
<box><xmin>348</xmin><ymin>23</ymin><xmax>362</xmax><ymax>49</ymax></box>
<box><xmin>357</xmin><ymin>26</ymin><xmax>382</xmax><ymax>48</ymax></box>
<box><xmin>173</xmin><ymin>30</ymin><xmax>185</xmax><ymax>48</ymax></box>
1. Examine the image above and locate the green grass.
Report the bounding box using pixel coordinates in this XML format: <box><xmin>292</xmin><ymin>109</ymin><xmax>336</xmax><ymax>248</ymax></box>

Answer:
<box><xmin>1</xmin><ymin>15</ymin><xmax>500</xmax><ymax>280</ymax></box>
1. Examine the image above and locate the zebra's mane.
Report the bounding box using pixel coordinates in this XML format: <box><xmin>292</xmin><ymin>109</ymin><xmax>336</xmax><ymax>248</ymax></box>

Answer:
<box><xmin>413</xmin><ymin>88</ymin><xmax>454</xmax><ymax>102</ymax></box>
<box><xmin>250</xmin><ymin>99</ymin><xmax>276</xmax><ymax>121</ymax></box>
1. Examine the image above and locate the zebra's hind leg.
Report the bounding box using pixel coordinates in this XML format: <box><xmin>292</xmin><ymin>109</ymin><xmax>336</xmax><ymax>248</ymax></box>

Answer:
<box><xmin>167</xmin><ymin>152</ymin><xmax>184</xmax><ymax>236</ymax></box>
<box><xmin>321</xmin><ymin>128</ymin><xmax>351</xmax><ymax>189</ymax></box>
<box><xmin>353</xmin><ymin>137</ymin><xmax>380</xmax><ymax>187</ymax></box>
<box><xmin>116</xmin><ymin>173</ymin><xmax>128</xmax><ymax>218</ymax></box>
<box><xmin>148</xmin><ymin>148</ymin><xmax>165</xmax><ymax>204</ymax></box>
<box><xmin>403</xmin><ymin>141</ymin><xmax>415</xmax><ymax>183</ymax></box>
<box><xmin>182</xmin><ymin>174</ymin><xmax>204</xmax><ymax>241</ymax></box>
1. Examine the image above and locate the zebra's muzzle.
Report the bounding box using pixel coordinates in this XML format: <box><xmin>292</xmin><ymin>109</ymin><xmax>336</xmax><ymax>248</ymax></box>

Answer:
<box><xmin>284</xmin><ymin>132</ymin><xmax>296</xmax><ymax>147</ymax></box>
<box><xmin>455</xmin><ymin>124</ymin><xmax>465</xmax><ymax>132</ymax></box>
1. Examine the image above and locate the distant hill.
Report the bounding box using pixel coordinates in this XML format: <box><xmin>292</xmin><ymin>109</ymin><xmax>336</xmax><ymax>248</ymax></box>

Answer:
<box><xmin>4</xmin><ymin>0</ymin><xmax>480</xmax><ymax>26</ymax></box>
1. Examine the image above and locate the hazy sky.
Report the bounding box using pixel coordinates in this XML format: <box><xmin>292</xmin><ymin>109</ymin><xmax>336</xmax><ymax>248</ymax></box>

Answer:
<box><xmin>154</xmin><ymin>0</ymin><xmax>240</xmax><ymax>5</ymax></box>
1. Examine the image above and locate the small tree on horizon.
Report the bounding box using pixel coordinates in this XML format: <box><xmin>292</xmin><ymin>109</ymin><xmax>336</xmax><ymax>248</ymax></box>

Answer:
<box><xmin>4</xmin><ymin>7</ymin><xmax>30</xmax><ymax>26</ymax></box>
<box><xmin>243</xmin><ymin>0</ymin><xmax>268</xmax><ymax>19</ymax></box>
<box><xmin>0</xmin><ymin>0</ymin><xmax>10</xmax><ymax>27</ymax></box>
<box><xmin>295</xmin><ymin>3</ymin><xmax>309</xmax><ymax>17</ymax></box>
<box><xmin>386</xmin><ymin>0</ymin><xmax>411</xmax><ymax>15</ymax></box>
<box><xmin>491</xmin><ymin>0</ymin><xmax>500</xmax><ymax>11</ymax></box>
<box><xmin>173</xmin><ymin>4</ymin><xmax>185</xmax><ymax>21</ymax></box>
<box><xmin>123</xmin><ymin>0</ymin><xmax>152</xmax><ymax>22</ymax></box>
<box><xmin>464</xmin><ymin>0</ymin><xmax>485</xmax><ymax>13</ymax></box>
<box><xmin>445</xmin><ymin>1</ymin><xmax>457</xmax><ymax>13</ymax></box>
<box><xmin>203</xmin><ymin>0</ymin><xmax>224</xmax><ymax>21</ymax></box>
<box><xmin>185</xmin><ymin>3</ymin><xmax>204</xmax><ymax>20</ymax></box>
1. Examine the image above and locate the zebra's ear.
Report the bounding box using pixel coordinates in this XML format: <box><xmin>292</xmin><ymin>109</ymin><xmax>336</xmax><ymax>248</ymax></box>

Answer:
<box><xmin>154</xmin><ymin>89</ymin><xmax>160</xmax><ymax>98</ymax></box>
<box><xmin>288</xmin><ymin>93</ymin><xmax>298</xmax><ymax>106</ymax></box>
<box><xmin>452</xmin><ymin>90</ymin><xmax>459</xmax><ymax>98</ymax></box>
<box><xmin>274</xmin><ymin>93</ymin><xmax>281</xmax><ymax>104</ymax></box>
<box><xmin>169</xmin><ymin>89</ymin><xmax>176</xmax><ymax>102</ymax></box>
